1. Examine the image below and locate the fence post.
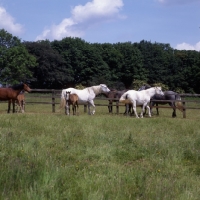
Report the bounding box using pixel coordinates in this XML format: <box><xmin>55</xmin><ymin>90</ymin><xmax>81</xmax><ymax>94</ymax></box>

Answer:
<box><xmin>109</xmin><ymin>101</ymin><xmax>113</xmax><ymax>113</ymax></box>
<box><xmin>126</xmin><ymin>104</ymin><xmax>129</xmax><ymax>116</ymax></box>
<box><xmin>52</xmin><ymin>89</ymin><xmax>55</xmax><ymax>113</ymax></box>
<box><xmin>116</xmin><ymin>101</ymin><xmax>119</xmax><ymax>114</ymax></box>
<box><xmin>182</xmin><ymin>100</ymin><xmax>186</xmax><ymax>118</ymax></box>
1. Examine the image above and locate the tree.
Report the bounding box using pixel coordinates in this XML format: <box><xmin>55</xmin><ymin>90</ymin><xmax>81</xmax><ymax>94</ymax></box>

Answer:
<box><xmin>0</xmin><ymin>29</ymin><xmax>36</xmax><ymax>85</ymax></box>
<box><xmin>24</xmin><ymin>40</ymin><xmax>73</xmax><ymax>89</ymax></box>
<box><xmin>52</xmin><ymin>37</ymin><xmax>111</xmax><ymax>87</ymax></box>
<box><xmin>114</xmin><ymin>42</ymin><xmax>146</xmax><ymax>88</ymax></box>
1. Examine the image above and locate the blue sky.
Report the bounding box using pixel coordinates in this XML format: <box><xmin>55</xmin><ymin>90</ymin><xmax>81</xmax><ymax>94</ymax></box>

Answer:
<box><xmin>0</xmin><ymin>0</ymin><xmax>200</xmax><ymax>50</ymax></box>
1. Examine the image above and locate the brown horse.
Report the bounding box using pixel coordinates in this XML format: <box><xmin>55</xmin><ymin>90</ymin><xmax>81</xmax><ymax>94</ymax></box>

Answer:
<box><xmin>8</xmin><ymin>92</ymin><xmax>25</xmax><ymax>113</ymax></box>
<box><xmin>103</xmin><ymin>89</ymin><xmax>132</xmax><ymax>114</ymax></box>
<box><xmin>65</xmin><ymin>91</ymin><xmax>79</xmax><ymax>115</ymax></box>
<box><xmin>0</xmin><ymin>83</ymin><xmax>31</xmax><ymax>113</ymax></box>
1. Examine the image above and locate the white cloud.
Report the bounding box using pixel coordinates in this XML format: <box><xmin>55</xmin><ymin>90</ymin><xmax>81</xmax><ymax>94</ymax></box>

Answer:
<box><xmin>36</xmin><ymin>0</ymin><xmax>125</xmax><ymax>41</ymax></box>
<box><xmin>0</xmin><ymin>6</ymin><xmax>24</xmax><ymax>35</ymax></box>
<box><xmin>175</xmin><ymin>42</ymin><xmax>200</xmax><ymax>51</ymax></box>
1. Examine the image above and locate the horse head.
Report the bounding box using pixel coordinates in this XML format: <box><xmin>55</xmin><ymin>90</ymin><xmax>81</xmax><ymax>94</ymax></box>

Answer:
<box><xmin>155</xmin><ymin>87</ymin><xmax>164</xmax><ymax>96</ymax></box>
<box><xmin>23</xmin><ymin>83</ymin><xmax>31</xmax><ymax>92</ymax></box>
<box><xmin>66</xmin><ymin>91</ymin><xmax>71</xmax><ymax>100</ymax></box>
<box><xmin>138</xmin><ymin>84</ymin><xmax>151</xmax><ymax>91</ymax></box>
<box><xmin>100</xmin><ymin>84</ymin><xmax>110</xmax><ymax>93</ymax></box>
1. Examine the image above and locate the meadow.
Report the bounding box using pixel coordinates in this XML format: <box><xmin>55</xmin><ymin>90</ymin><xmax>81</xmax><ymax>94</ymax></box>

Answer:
<box><xmin>0</xmin><ymin>96</ymin><xmax>200</xmax><ymax>200</ymax></box>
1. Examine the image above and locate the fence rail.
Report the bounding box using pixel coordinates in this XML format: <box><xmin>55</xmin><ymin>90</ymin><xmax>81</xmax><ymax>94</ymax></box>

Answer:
<box><xmin>0</xmin><ymin>89</ymin><xmax>197</xmax><ymax>118</ymax></box>
<box><xmin>1</xmin><ymin>89</ymin><xmax>199</xmax><ymax>118</ymax></box>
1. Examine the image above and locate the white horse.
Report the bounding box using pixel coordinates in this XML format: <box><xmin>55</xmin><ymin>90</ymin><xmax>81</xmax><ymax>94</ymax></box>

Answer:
<box><xmin>60</xmin><ymin>84</ymin><xmax>110</xmax><ymax>115</ymax></box>
<box><xmin>119</xmin><ymin>87</ymin><xmax>164</xmax><ymax>118</ymax></box>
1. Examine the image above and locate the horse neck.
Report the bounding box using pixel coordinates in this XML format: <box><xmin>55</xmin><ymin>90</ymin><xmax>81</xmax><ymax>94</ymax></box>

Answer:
<box><xmin>102</xmin><ymin>92</ymin><xmax>109</xmax><ymax>98</ymax></box>
<box><xmin>146</xmin><ymin>88</ymin><xmax>158</xmax><ymax>98</ymax></box>
<box><xmin>12</xmin><ymin>89</ymin><xmax>22</xmax><ymax>98</ymax></box>
<box><xmin>90</xmin><ymin>86</ymin><xmax>101</xmax><ymax>95</ymax></box>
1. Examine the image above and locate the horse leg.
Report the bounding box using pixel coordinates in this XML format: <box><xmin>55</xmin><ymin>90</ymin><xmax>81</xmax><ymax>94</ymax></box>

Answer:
<box><xmin>143</xmin><ymin>106</ymin><xmax>147</xmax><ymax>116</ymax></box>
<box><xmin>170</xmin><ymin>103</ymin><xmax>176</xmax><ymax>118</ymax></box>
<box><xmin>146</xmin><ymin>105</ymin><xmax>151</xmax><ymax>117</ymax></box>
<box><xmin>7</xmin><ymin>100</ymin><xmax>11</xmax><ymax>113</ymax></box>
<box><xmin>17</xmin><ymin>100</ymin><xmax>22</xmax><ymax>113</ymax></box>
<box><xmin>150</xmin><ymin>101</ymin><xmax>154</xmax><ymax>115</ymax></box>
<box><xmin>21</xmin><ymin>100</ymin><xmax>25</xmax><ymax>113</ymax></box>
<box><xmin>19</xmin><ymin>104</ymin><xmax>23</xmax><ymax>113</ymax></box>
<box><xmin>108</xmin><ymin>101</ymin><xmax>112</xmax><ymax>113</ymax></box>
<box><xmin>12</xmin><ymin>100</ymin><xmax>16</xmax><ymax>113</ymax></box>
<box><xmin>76</xmin><ymin>102</ymin><xmax>79</xmax><ymax>115</ymax></box>
<box><xmin>72</xmin><ymin>104</ymin><xmax>74</xmax><ymax>115</ymax></box>
<box><xmin>128</xmin><ymin>104</ymin><xmax>133</xmax><ymax>115</ymax></box>
<box><xmin>156</xmin><ymin>103</ymin><xmax>159</xmax><ymax>115</ymax></box>
<box><xmin>132</xmin><ymin>101</ymin><xmax>139</xmax><ymax>118</ymax></box>
<box><xmin>72</xmin><ymin>103</ymin><xmax>76</xmax><ymax>115</ymax></box>
<box><xmin>140</xmin><ymin>104</ymin><xmax>146</xmax><ymax>118</ymax></box>
<box><xmin>172</xmin><ymin>109</ymin><xmax>176</xmax><ymax>118</ymax></box>
<box><xmin>88</xmin><ymin>100</ymin><xmax>95</xmax><ymax>115</ymax></box>
<box><xmin>124</xmin><ymin>104</ymin><xmax>129</xmax><ymax>115</ymax></box>
<box><xmin>65</xmin><ymin>102</ymin><xmax>70</xmax><ymax>115</ymax></box>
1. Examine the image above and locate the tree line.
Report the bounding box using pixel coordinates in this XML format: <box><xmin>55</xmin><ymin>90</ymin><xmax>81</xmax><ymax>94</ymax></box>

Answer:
<box><xmin>0</xmin><ymin>29</ymin><xmax>200</xmax><ymax>93</ymax></box>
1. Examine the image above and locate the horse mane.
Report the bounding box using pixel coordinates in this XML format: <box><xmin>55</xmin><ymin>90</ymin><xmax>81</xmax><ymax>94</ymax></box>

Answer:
<box><xmin>10</xmin><ymin>83</ymin><xmax>24</xmax><ymax>90</ymax></box>
<box><xmin>90</xmin><ymin>85</ymin><xmax>107</xmax><ymax>95</ymax></box>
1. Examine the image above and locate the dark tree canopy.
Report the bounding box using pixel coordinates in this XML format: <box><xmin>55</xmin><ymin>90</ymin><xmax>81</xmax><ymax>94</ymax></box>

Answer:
<box><xmin>0</xmin><ymin>29</ymin><xmax>36</xmax><ymax>85</ymax></box>
<box><xmin>2</xmin><ymin>29</ymin><xmax>200</xmax><ymax>93</ymax></box>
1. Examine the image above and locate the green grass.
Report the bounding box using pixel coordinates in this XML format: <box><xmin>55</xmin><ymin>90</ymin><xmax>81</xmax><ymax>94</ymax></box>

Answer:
<box><xmin>0</xmin><ymin>97</ymin><xmax>200</xmax><ymax>199</ymax></box>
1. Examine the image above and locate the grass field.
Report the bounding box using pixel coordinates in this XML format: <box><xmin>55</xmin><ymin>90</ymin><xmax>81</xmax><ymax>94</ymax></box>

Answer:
<box><xmin>0</xmin><ymin>96</ymin><xmax>200</xmax><ymax>199</ymax></box>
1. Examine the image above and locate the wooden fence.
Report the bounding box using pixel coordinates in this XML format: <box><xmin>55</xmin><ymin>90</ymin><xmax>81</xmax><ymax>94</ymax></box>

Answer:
<box><xmin>21</xmin><ymin>89</ymin><xmax>200</xmax><ymax>118</ymax></box>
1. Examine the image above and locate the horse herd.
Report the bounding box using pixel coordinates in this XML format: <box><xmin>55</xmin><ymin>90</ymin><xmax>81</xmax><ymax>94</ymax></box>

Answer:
<box><xmin>0</xmin><ymin>83</ymin><xmax>183</xmax><ymax>118</ymax></box>
<box><xmin>60</xmin><ymin>84</ymin><xmax>183</xmax><ymax>118</ymax></box>
<box><xmin>0</xmin><ymin>83</ymin><xmax>31</xmax><ymax>113</ymax></box>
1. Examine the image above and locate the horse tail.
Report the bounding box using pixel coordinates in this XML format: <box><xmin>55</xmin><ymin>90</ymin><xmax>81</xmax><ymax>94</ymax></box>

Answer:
<box><xmin>59</xmin><ymin>90</ymin><xmax>66</xmax><ymax>109</ymax></box>
<box><xmin>60</xmin><ymin>98</ymin><xmax>66</xmax><ymax>109</ymax></box>
<box><xmin>119</xmin><ymin>92</ymin><xmax>131</xmax><ymax>104</ymax></box>
<box><xmin>175</xmin><ymin>94</ymin><xmax>184</xmax><ymax>112</ymax></box>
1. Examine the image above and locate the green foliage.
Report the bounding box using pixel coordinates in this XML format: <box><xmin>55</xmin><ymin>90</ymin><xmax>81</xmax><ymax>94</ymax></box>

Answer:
<box><xmin>1</xmin><ymin>29</ymin><xmax>200</xmax><ymax>93</ymax></box>
<box><xmin>114</xmin><ymin>42</ymin><xmax>146</xmax><ymax>88</ymax></box>
<box><xmin>152</xmin><ymin>82</ymin><xmax>169</xmax><ymax>91</ymax></box>
<box><xmin>132</xmin><ymin>79</ymin><xmax>150</xmax><ymax>90</ymax></box>
<box><xmin>24</xmin><ymin>40</ymin><xmax>72</xmax><ymax>89</ymax></box>
<box><xmin>0</xmin><ymin>29</ymin><xmax>36</xmax><ymax>85</ymax></box>
<box><xmin>75</xmin><ymin>84</ymin><xmax>85</xmax><ymax>89</ymax></box>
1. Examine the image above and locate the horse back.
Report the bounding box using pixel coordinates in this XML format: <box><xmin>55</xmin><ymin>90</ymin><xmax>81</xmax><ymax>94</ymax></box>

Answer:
<box><xmin>123</xmin><ymin>90</ymin><xmax>153</xmax><ymax>105</ymax></box>
<box><xmin>116</xmin><ymin>89</ymin><xmax>128</xmax><ymax>99</ymax></box>
<box><xmin>164</xmin><ymin>91</ymin><xmax>180</xmax><ymax>100</ymax></box>
<box><xmin>0</xmin><ymin>88</ymin><xmax>19</xmax><ymax>100</ymax></box>
<box><xmin>151</xmin><ymin>94</ymin><xmax>165</xmax><ymax>100</ymax></box>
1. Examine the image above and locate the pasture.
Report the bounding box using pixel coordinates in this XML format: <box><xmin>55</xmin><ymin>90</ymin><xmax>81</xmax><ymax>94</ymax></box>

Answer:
<box><xmin>0</xmin><ymin>95</ymin><xmax>200</xmax><ymax>199</ymax></box>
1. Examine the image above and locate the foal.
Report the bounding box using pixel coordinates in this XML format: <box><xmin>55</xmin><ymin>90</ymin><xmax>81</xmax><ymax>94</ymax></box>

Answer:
<box><xmin>65</xmin><ymin>91</ymin><xmax>79</xmax><ymax>115</ymax></box>
<box><xmin>8</xmin><ymin>93</ymin><xmax>25</xmax><ymax>113</ymax></box>
<box><xmin>15</xmin><ymin>93</ymin><xmax>25</xmax><ymax>113</ymax></box>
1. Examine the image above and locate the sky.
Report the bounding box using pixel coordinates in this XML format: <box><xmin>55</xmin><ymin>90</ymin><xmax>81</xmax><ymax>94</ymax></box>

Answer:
<box><xmin>0</xmin><ymin>0</ymin><xmax>200</xmax><ymax>50</ymax></box>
